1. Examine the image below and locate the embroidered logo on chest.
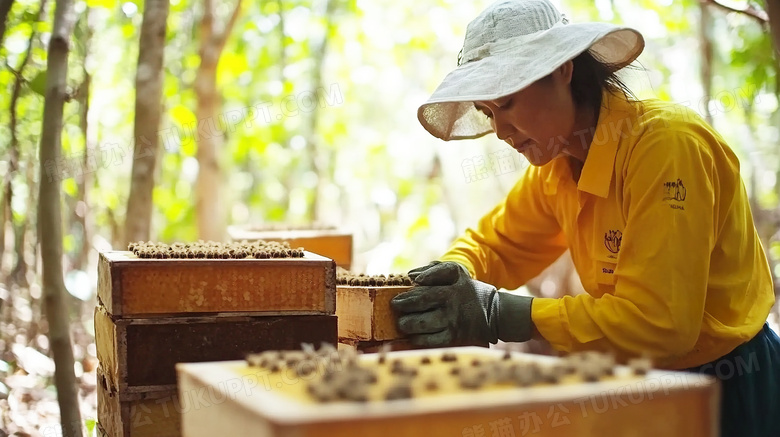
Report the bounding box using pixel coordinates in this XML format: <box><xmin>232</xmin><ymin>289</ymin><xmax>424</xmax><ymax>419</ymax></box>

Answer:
<box><xmin>604</xmin><ymin>230</ymin><xmax>622</xmax><ymax>254</ymax></box>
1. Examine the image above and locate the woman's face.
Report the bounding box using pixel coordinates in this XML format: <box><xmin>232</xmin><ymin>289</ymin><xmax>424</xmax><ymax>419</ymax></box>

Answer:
<box><xmin>474</xmin><ymin>61</ymin><xmax>584</xmax><ymax>166</ymax></box>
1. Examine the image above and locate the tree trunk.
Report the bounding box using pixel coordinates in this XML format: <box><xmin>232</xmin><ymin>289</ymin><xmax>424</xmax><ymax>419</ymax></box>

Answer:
<box><xmin>278</xmin><ymin>0</ymin><xmax>295</xmax><ymax>221</ymax></box>
<box><xmin>0</xmin><ymin>0</ymin><xmax>18</xmax><ymax>273</ymax></box>
<box><xmin>25</xmin><ymin>162</ymin><xmax>40</xmax><ymax>341</ymax></box>
<box><xmin>5</xmin><ymin>0</ymin><xmax>47</xmax><ymax>288</ymax></box>
<box><xmin>0</xmin><ymin>0</ymin><xmax>14</xmax><ymax>48</ymax></box>
<box><xmin>10</xmin><ymin>221</ymin><xmax>26</xmax><ymax>286</ymax></box>
<box><xmin>304</xmin><ymin>0</ymin><xmax>335</xmax><ymax>222</ymax></box>
<box><xmin>0</xmin><ymin>180</ymin><xmax>4</xmax><ymax>277</ymax></box>
<box><xmin>2</xmin><ymin>163</ymin><xmax>13</xmax><ymax>283</ymax></box>
<box><xmin>75</xmin><ymin>7</ymin><xmax>94</xmax><ymax>270</ymax></box>
<box><xmin>37</xmin><ymin>0</ymin><xmax>82</xmax><ymax>435</ymax></box>
<box><xmin>767</xmin><ymin>0</ymin><xmax>780</xmax><ymax>58</ymax></box>
<box><xmin>194</xmin><ymin>0</ymin><xmax>241</xmax><ymax>242</ymax></box>
<box><xmin>123</xmin><ymin>0</ymin><xmax>170</xmax><ymax>246</ymax></box>
<box><xmin>699</xmin><ymin>1</ymin><xmax>713</xmax><ymax>126</ymax></box>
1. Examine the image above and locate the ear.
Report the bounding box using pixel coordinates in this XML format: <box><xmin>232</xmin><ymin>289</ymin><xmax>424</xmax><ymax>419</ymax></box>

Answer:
<box><xmin>553</xmin><ymin>60</ymin><xmax>574</xmax><ymax>85</ymax></box>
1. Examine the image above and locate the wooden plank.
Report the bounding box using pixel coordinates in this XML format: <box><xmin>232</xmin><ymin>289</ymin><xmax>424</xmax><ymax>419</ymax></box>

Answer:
<box><xmin>97</xmin><ymin>367</ymin><xmax>180</xmax><ymax>437</ymax></box>
<box><xmin>227</xmin><ymin>226</ymin><xmax>353</xmax><ymax>269</ymax></box>
<box><xmin>177</xmin><ymin>347</ymin><xmax>720</xmax><ymax>437</ymax></box>
<box><xmin>97</xmin><ymin>250</ymin><xmax>336</xmax><ymax>317</ymax></box>
<box><xmin>373</xmin><ymin>287</ymin><xmax>405</xmax><ymax>340</ymax></box>
<box><xmin>335</xmin><ymin>287</ymin><xmax>372</xmax><ymax>340</ymax></box>
<box><xmin>335</xmin><ymin>285</ymin><xmax>409</xmax><ymax>341</ymax></box>
<box><xmin>95</xmin><ymin>305</ymin><xmax>338</xmax><ymax>396</ymax></box>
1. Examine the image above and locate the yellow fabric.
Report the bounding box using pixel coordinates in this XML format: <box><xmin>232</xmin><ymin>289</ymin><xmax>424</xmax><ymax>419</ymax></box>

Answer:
<box><xmin>439</xmin><ymin>92</ymin><xmax>775</xmax><ymax>369</ymax></box>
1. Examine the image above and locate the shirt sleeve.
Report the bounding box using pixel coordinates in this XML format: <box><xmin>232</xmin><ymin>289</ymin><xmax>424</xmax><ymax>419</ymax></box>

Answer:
<box><xmin>439</xmin><ymin>166</ymin><xmax>569</xmax><ymax>290</ymax></box>
<box><xmin>532</xmin><ymin>128</ymin><xmax>717</xmax><ymax>365</ymax></box>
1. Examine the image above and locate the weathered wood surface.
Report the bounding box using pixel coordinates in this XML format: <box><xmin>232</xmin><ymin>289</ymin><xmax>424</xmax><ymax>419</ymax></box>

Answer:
<box><xmin>95</xmin><ymin>305</ymin><xmax>338</xmax><ymax>396</ymax></box>
<box><xmin>97</xmin><ymin>250</ymin><xmax>336</xmax><ymax>317</ymax></box>
<box><xmin>227</xmin><ymin>226</ymin><xmax>353</xmax><ymax>269</ymax></box>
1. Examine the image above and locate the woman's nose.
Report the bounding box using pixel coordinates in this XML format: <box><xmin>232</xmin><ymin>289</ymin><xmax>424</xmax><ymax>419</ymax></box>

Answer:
<box><xmin>492</xmin><ymin>117</ymin><xmax>515</xmax><ymax>143</ymax></box>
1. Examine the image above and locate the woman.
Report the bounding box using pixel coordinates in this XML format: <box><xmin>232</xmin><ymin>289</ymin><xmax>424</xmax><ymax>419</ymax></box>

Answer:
<box><xmin>390</xmin><ymin>1</ymin><xmax>780</xmax><ymax>435</ymax></box>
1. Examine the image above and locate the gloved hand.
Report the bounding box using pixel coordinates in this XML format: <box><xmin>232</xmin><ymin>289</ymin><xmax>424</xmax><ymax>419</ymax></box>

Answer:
<box><xmin>390</xmin><ymin>261</ymin><xmax>534</xmax><ymax>347</ymax></box>
<box><xmin>406</xmin><ymin>260</ymin><xmax>446</xmax><ymax>283</ymax></box>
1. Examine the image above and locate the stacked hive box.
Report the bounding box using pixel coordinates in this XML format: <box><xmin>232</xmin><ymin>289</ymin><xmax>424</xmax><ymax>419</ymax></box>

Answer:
<box><xmin>227</xmin><ymin>224</ymin><xmax>353</xmax><ymax>270</ymax></box>
<box><xmin>335</xmin><ymin>270</ymin><xmax>415</xmax><ymax>352</ymax></box>
<box><xmin>226</xmin><ymin>223</ymin><xmax>387</xmax><ymax>349</ymax></box>
<box><xmin>177</xmin><ymin>346</ymin><xmax>720</xmax><ymax>437</ymax></box>
<box><xmin>95</xmin><ymin>241</ymin><xmax>338</xmax><ymax>437</ymax></box>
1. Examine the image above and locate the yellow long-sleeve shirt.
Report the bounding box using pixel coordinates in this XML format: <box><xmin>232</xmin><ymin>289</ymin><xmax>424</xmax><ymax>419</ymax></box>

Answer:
<box><xmin>440</xmin><ymin>91</ymin><xmax>775</xmax><ymax>369</ymax></box>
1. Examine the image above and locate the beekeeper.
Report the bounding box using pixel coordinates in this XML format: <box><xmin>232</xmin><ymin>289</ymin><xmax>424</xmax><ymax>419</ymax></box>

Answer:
<box><xmin>390</xmin><ymin>1</ymin><xmax>780</xmax><ymax>435</ymax></box>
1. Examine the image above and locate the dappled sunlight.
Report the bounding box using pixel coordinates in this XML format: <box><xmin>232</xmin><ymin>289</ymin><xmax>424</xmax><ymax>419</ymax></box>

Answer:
<box><xmin>0</xmin><ymin>0</ymin><xmax>779</xmax><ymax>435</ymax></box>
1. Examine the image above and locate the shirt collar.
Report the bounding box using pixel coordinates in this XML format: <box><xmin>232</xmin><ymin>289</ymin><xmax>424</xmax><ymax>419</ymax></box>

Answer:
<box><xmin>576</xmin><ymin>92</ymin><xmax>635</xmax><ymax>198</ymax></box>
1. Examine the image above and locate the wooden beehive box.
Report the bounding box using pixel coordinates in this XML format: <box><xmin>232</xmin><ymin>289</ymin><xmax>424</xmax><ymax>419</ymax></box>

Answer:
<box><xmin>97</xmin><ymin>250</ymin><xmax>336</xmax><ymax>317</ymax></box>
<box><xmin>177</xmin><ymin>346</ymin><xmax>720</xmax><ymax>437</ymax></box>
<box><xmin>335</xmin><ymin>273</ymin><xmax>412</xmax><ymax>342</ymax></box>
<box><xmin>96</xmin><ymin>242</ymin><xmax>340</xmax><ymax>437</ymax></box>
<box><xmin>95</xmin><ymin>305</ymin><xmax>338</xmax><ymax>395</ymax></box>
<box><xmin>97</xmin><ymin>367</ymin><xmax>181</xmax><ymax>437</ymax></box>
<box><xmin>228</xmin><ymin>225</ymin><xmax>353</xmax><ymax>269</ymax></box>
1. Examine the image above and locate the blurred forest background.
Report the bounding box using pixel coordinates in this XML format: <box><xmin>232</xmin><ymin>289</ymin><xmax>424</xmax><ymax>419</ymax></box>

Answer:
<box><xmin>1</xmin><ymin>0</ymin><xmax>779</xmax><ymax>435</ymax></box>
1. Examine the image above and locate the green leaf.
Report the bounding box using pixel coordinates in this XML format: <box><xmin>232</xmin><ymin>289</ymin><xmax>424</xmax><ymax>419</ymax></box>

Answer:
<box><xmin>86</xmin><ymin>0</ymin><xmax>118</xmax><ymax>9</ymax></box>
<box><xmin>28</xmin><ymin>71</ymin><xmax>47</xmax><ymax>96</ymax></box>
<box><xmin>64</xmin><ymin>234</ymin><xmax>75</xmax><ymax>253</ymax></box>
<box><xmin>263</xmin><ymin>1</ymin><xmax>280</xmax><ymax>14</ymax></box>
<box><xmin>407</xmin><ymin>215</ymin><xmax>430</xmax><ymax>238</ymax></box>
<box><xmin>217</xmin><ymin>52</ymin><xmax>249</xmax><ymax>83</ymax></box>
<box><xmin>170</xmin><ymin>104</ymin><xmax>196</xmax><ymax>126</ymax></box>
<box><xmin>63</xmin><ymin>178</ymin><xmax>78</xmax><ymax>197</ymax></box>
<box><xmin>22</xmin><ymin>10</ymin><xmax>38</xmax><ymax>23</ymax></box>
<box><xmin>771</xmin><ymin>241</ymin><xmax>780</xmax><ymax>259</ymax></box>
<box><xmin>84</xmin><ymin>419</ymin><xmax>97</xmax><ymax>436</ymax></box>
<box><xmin>122</xmin><ymin>23</ymin><xmax>135</xmax><ymax>38</ymax></box>
<box><xmin>34</xmin><ymin>20</ymin><xmax>52</xmax><ymax>34</ymax></box>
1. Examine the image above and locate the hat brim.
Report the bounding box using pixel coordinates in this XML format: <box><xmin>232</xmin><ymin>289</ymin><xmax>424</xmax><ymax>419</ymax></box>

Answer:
<box><xmin>418</xmin><ymin>24</ymin><xmax>644</xmax><ymax>141</ymax></box>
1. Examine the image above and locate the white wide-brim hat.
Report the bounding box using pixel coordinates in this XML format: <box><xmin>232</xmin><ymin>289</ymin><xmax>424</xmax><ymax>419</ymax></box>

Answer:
<box><xmin>418</xmin><ymin>0</ymin><xmax>644</xmax><ymax>141</ymax></box>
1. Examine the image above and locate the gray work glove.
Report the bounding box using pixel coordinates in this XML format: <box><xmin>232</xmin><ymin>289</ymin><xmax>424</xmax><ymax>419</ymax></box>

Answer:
<box><xmin>390</xmin><ymin>261</ymin><xmax>534</xmax><ymax>347</ymax></box>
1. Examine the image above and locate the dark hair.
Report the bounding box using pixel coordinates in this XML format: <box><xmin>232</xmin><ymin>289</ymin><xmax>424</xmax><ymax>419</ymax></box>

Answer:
<box><xmin>569</xmin><ymin>50</ymin><xmax>637</xmax><ymax>118</ymax></box>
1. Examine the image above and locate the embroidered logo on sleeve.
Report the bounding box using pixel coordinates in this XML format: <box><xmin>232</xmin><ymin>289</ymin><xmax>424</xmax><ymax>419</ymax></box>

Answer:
<box><xmin>663</xmin><ymin>178</ymin><xmax>686</xmax><ymax>210</ymax></box>
<box><xmin>604</xmin><ymin>230</ymin><xmax>622</xmax><ymax>254</ymax></box>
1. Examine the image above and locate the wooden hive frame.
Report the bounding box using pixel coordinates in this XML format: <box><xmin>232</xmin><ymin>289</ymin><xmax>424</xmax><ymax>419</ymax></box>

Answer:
<box><xmin>97</xmin><ymin>250</ymin><xmax>336</xmax><ymax>317</ymax></box>
<box><xmin>227</xmin><ymin>225</ymin><xmax>353</xmax><ymax>270</ymax></box>
<box><xmin>336</xmin><ymin>285</ymin><xmax>409</xmax><ymax>342</ymax></box>
<box><xmin>95</xmin><ymin>305</ymin><xmax>338</xmax><ymax>395</ymax></box>
<box><xmin>335</xmin><ymin>271</ymin><xmax>413</xmax><ymax>344</ymax></box>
